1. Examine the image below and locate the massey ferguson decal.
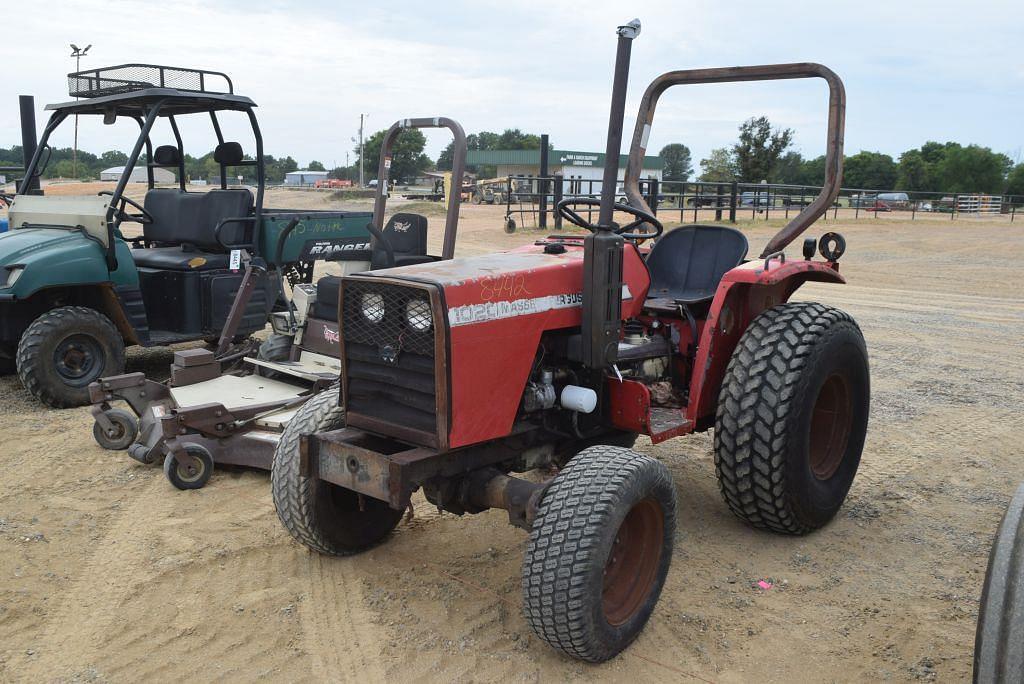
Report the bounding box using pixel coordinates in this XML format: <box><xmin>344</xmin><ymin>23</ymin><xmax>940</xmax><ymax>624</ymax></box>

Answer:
<box><xmin>300</xmin><ymin>237</ymin><xmax>372</xmax><ymax>260</ymax></box>
<box><xmin>448</xmin><ymin>285</ymin><xmax>632</xmax><ymax>327</ymax></box>
<box><xmin>449</xmin><ymin>292</ymin><xmax>583</xmax><ymax>327</ymax></box>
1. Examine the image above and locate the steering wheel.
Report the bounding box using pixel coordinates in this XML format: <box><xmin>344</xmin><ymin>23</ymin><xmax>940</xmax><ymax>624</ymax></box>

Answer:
<box><xmin>556</xmin><ymin>198</ymin><xmax>663</xmax><ymax>242</ymax></box>
<box><xmin>365</xmin><ymin>223</ymin><xmax>395</xmax><ymax>268</ymax></box>
<box><xmin>98</xmin><ymin>191</ymin><xmax>153</xmax><ymax>225</ymax></box>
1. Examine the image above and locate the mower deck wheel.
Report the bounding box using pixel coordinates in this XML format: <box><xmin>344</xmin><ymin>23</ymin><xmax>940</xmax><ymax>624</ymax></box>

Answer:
<box><xmin>164</xmin><ymin>444</ymin><xmax>214</xmax><ymax>490</ymax></box>
<box><xmin>92</xmin><ymin>408</ymin><xmax>139</xmax><ymax>450</ymax></box>
<box><xmin>271</xmin><ymin>388</ymin><xmax>403</xmax><ymax>556</ymax></box>
<box><xmin>522</xmin><ymin>445</ymin><xmax>677</xmax><ymax>662</ymax></box>
<box><xmin>714</xmin><ymin>301</ymin><xmax>869</xmax><ymax>534</ymax></box>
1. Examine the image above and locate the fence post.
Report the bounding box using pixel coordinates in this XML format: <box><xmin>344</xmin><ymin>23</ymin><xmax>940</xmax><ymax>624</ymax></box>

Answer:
<box><xmin>538</xmin><ymin>135</ymin><xmax>549</xmax><ymax>229</ymax></box>
<box><xmin>952</xmin><ymin>193</ymin><xmax>958</xmax><ymax>221</ymax></box>
<box><xmin>646</xmin><ymin>178</ymin><xmax>659</xmax><ymax>216</ymax></box>
<box><xmin>553</xmin><ymin>174</ymin><xmax>563</xmax><ymax>229</ymax></box>
<box><xmin>715</xmin><ymin>183</ymin><xmax>723</xmax><ymax>221</ymax></box>
<box><xmin>729</xmin><ymin>182</ymin><xmax>738</xmax><ymax>223</ymax></box>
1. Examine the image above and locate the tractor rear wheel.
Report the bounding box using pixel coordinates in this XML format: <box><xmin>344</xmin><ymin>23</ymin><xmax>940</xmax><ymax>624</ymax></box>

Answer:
<box><xmin>17</xmin><ymin>306</ymin><xmax>126</xmax><ymax>408</ymax></box>
<box><xmin>974</xmin><ymin>482</ymin><xmax>1024</xmax><ymax>683</ymax></box>
<box><xmin>271</xmin><ymin>388</ymin><xmax>403</xmax><ymax>556</ymax></box>
<box><xmin>715</xmin><ymin>302</ymin><xmax>869</xmax><ymax>534</ymax></box>
<box><xmin>522</xmin><ymin>445</ymin><xmax>677</xmax><ymax>662</ymax></box>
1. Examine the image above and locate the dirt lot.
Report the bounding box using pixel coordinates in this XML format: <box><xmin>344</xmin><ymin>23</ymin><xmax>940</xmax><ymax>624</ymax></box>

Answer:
<box><xmin>1</xmin><ymin>187</ymin><xmax>1022</xmax><ymax>682</ymax></box>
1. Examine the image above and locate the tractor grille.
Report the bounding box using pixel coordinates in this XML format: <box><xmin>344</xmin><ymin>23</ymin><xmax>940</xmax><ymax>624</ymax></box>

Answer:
<box><xmin>341</xmin><ymin>279</ymin><xmax>440</xmax><ymax>444</ymax></box>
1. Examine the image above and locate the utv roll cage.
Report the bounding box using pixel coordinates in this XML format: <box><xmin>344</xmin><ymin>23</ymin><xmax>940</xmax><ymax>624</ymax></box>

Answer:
<box><xmin>19</xmin><ymin>64</ymin><xmax>266</xmax><ymax>270</ymax></box>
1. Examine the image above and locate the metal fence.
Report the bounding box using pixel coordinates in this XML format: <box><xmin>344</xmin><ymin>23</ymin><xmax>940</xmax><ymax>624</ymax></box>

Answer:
<box><xmin>500</xmin><ymin>175</ymin><xmax>1024</xmax><ymax>231</ymax></box>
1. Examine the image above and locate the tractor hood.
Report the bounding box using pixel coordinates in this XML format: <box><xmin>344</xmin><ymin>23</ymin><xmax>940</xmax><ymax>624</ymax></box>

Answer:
<box><xmin>0</xmin><ymin>228</ymin><xmax>133</xmax><ymax>300</ymax></box>
<box><xmin>359</xmin><ymin>241</ymin><xmax>653</xmax><ymax>448</ymax></box>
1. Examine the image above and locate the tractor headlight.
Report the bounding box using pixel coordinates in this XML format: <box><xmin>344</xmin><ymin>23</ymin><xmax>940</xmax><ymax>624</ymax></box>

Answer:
<box><xmin>361</xmin><ymin>293</ymin><xmax>385</xmax><ymax>323</ymax></box>
<box><xmin>405</xmin><ymin>299</ymin><xmax>431</xmax><ymax>332</ymax></box>
<box><xmin>4</xmin><ymin>267</ymin><xmax>23</xmax><ymax>288</ymax></box>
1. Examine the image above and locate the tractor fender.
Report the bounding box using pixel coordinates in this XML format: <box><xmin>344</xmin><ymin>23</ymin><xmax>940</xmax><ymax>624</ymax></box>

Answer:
<box><xmin>685</xmin><ymin>259</ymin><xmax>844</xmax><ymax>427</ymax></box>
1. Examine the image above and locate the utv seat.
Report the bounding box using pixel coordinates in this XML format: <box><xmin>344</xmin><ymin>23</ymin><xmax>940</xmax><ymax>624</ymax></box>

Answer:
<box><xmin>130</xmin><ymin>143</ymin><xmax>255</xmax><ymax>271</ymax></box>
<box><xmin>313</xmin><ymin>213</ymin><xmax>432</xmax><ymax>321</ymax></box>
<box><xmin>643</xmin><ymin>225</ymin><xmax>749</xmax><ymax>310</ymax></box>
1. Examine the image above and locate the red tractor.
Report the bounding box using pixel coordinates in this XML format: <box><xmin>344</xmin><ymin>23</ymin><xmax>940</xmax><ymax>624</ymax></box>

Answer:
<box><xmin>272</xmin><ymin>20</ymin><xmax>868</xmax><ymax>662</ymax></box>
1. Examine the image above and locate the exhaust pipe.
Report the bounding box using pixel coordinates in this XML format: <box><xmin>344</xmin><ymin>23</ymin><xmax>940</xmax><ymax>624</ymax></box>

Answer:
<box><xmin>580</xmin><ymin>19</ymin><xmax>640</xmax><ymax>370</ymax></box>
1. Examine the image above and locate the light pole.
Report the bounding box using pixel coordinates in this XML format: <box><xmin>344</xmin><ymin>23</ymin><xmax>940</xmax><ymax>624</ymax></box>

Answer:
<box><xmin>70</xmin><ymin>43</ymin><xmax>92</xmax><ymax>179</ymax></box>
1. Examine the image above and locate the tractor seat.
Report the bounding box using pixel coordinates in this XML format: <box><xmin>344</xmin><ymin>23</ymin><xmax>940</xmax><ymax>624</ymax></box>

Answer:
<box><xmin>643</xmin><ymin>225</ymin><xmax>749</xmax><ymax>310</ymax></box>
<box><xmin>370</xmin><ymin>212</ymin><xmax>433</xmax><ymax>269</ymax></box>
<box><xmin>312</xmin><ymin>213</ymin><xmax>434</xmax><ymax>321</ymax></box>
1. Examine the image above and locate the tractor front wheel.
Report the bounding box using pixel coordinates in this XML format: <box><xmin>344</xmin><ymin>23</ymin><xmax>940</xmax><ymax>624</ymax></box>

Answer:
<box><xmin>715</xmin><ymin>302</ymin><xmax>869</xmax><ymax>534</ymax></box>
<box><xmin>271</xmin><ymin>389</ymin><xmax>403</xmax><ymax>556</ymax></box>
<box><xmin>522</xmin><ymin>445</ymin><xmax>677</xmax><ymax>662</ymax></box>
<box><xmin>17</xmin><ymin>306</ymin><xmax>126</xmax><ymax>408</ymax></box>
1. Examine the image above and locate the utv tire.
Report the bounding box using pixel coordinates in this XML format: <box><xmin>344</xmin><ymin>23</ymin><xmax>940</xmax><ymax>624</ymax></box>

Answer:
<box><xmin>256</xmin><ymin>333</ymin><xmax>293</xmax><ymax>377</ymax></box>
<box><xmin>17</xmin><ymin>306</ymin><xmax>126</xmax><ymax>408</ymax></box>
<box><xmin>974</xmin><ymin>482</ymin><xmax>1024</xmax><ymax>683</ymax></box>
<box><xmin>92</xmin><ymin>408</ymin><xmax>139</xmax><ymax>450</ymax></box>
<box><xmin>164</xmin><ymin>444</ymin><xmax>214</xmax><ymax>490</ymax></box>
<box><xmin>715</xmin><ymin>302</ymin><xmax>869</xmax><ymax>535</ymax></box>
<box><xmin>523</xmin><ymin>445</ymin><xmax>677</xmax><ymax>662</ymax></box>
<box><xmin>271</xmin><ymin>389</ymin><xmax>403</xmax><ymax>555</ymax></box>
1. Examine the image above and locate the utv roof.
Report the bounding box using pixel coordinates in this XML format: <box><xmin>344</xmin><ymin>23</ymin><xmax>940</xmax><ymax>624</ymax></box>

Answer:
<box><xmin>47</xmin><ymin>63</ymin><xmax>255</xmax><ymax>116</ymax></box>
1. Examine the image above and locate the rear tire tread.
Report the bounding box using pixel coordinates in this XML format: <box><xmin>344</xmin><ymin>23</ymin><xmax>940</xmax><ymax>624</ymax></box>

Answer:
<box><xmin>714</xmin><ymin>301</ymin><xmax>862</xmax><ymax>535</ymax></box>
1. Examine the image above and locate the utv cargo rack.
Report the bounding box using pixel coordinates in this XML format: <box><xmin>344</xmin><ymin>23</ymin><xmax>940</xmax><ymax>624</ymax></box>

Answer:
<box><xmin>68</xmin><ymin>64</ymin><xmax>234</xmax><ymax>98</ymax></box>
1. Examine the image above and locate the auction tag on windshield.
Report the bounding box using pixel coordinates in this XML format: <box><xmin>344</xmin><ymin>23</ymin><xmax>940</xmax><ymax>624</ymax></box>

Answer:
<box><xmin>229</xmin><ymin>249</ymin><xmax>241</xmax><ymax>271</ymax></box>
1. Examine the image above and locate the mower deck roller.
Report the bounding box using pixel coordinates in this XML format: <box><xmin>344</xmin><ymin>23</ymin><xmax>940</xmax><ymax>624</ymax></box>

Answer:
<box><xmin>272</xmin><ymin>19</ymin><xmax>868</xmax><ymax>664</ymax></box>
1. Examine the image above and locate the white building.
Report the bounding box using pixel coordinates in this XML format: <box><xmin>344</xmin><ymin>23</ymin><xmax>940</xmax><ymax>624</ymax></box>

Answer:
<box><xmin>100</xmin><ymin>166</ymin><xmax>176</xmax><ymax>183</ymax></box>
<box><xmin>284</xmin><ymin>170</ymin><xmax>329</xmax><ymax>186</ymax></box>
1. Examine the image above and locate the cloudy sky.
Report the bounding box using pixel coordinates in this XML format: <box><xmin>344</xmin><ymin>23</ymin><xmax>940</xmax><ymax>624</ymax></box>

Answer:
<box><xmin>2</xmin><ymin>0</ymin><xmax>1022</xmax><ymax>170</ymax></box>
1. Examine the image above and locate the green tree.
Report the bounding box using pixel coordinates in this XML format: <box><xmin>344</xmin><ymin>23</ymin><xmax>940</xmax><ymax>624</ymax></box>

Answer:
<box><xmin>732</xmin><ymin>116</ymin><xmax>793</xmax><ymax>183</ymax></box>
<box><xmin>698</xmin><ymin>148</ymin><xmax>739</xmax><ymax>182</ymax></box>
<box><xmin>933</xmin><ymin>144</ymin><xmax>1011</xmax><ymax>194</ymax></box>
<box><xmin>99</xmin><ymin>150</ymin><xmax>129</xmax><ymax>168</ymax></box>
<box><xmin>358</xmin><ymin>128</ymin><xmax>432</xmax><ymax>183</ymax></box>
<box><xmin>842</xmin><ymin>151</ymin><xmax>897</xmax><ymax>190</ymax></box>
<box><xmin>896</xmin><ymin>149</ymin><xmax>931</xmax><ymax>191</ymax></box>
<box><xmin>770</xmin><ymin>151</ymin><xmax>804</xmax><ymax>184</ymax></box>
<box><xmin>1006</xmin><ymin>164</ymin><xmax>1024</xmax><ymax>197</ymax></box>
<box><xmin>659</xmin><ymin>143</ymin><xmax>692</xmax><ymax>182</ymax></box>
<box><xmin>307</xmin><ymin>160</ymin><xmax>326</xmax><ymax>172</ymax></box>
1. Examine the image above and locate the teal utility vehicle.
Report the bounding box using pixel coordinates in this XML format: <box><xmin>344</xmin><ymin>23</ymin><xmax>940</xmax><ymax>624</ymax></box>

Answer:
<box><xmin>0</xmin><ymin>65</ymin><xmax>372</xmax><ymax>407</ymax></box>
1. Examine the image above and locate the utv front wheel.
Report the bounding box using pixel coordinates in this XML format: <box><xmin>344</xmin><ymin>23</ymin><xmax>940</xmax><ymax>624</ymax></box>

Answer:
<box><xmin>271</xmin><ymin>389</ymin><xmax>403</xmax><ymax>555</ymax></box>
<box><xmin>17</xmin><ymin>306</ymin><xmax>126</xmax><ymax>408</ymax></box>
<box><xmin>522</xmin><ymin>445</ymin><xmax>677</xmax><ymax>662</ymax></box>
<box><xmin>715</xmin><ymin>302</ymin><xmax>869</xmax><ymax>534</ymax></box>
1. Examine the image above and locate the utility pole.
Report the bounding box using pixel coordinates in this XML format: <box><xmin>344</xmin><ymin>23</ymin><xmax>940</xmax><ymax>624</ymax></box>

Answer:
<box><xmin>358</xmin><ymin>113</ymin><xmax>367</xmax><ymax>188</ymax></box>
<box><xmin>69</xmin><ymin>43</ymin><xmax>92</xmax><ymax>179</ymax></box>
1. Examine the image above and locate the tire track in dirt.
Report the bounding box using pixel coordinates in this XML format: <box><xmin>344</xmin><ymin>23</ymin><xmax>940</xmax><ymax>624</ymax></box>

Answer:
<box><xmin>16</xmin><ymin>470</ymin><xmax>305</xmax><ymax>681</ymax></box>
<box><xmin>297</xmin><ymin>553</ymin><xmax>389</xmax><ymax>682</ymax></box>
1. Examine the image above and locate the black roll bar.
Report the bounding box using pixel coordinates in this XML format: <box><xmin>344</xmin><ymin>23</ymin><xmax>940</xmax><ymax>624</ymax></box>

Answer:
<box><xmin>371</xmin><ymin>117</ymin><xmax>467</xmax><ymax>260</ymax></box>
<box><xmin>623</xmin><ymin>63</ymin><xmax>846</xmax><ymax>257</ymax></box>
